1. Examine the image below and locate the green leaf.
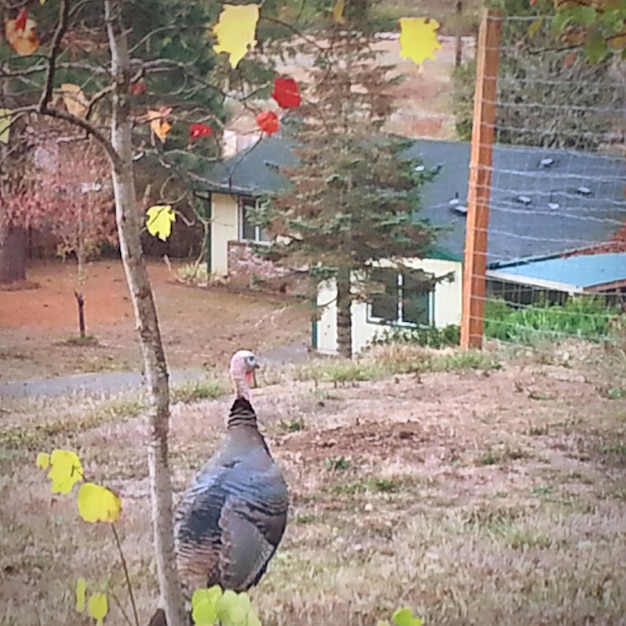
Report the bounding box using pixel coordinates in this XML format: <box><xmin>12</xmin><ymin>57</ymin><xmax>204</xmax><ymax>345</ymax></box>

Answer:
<box><xmin>571</xmin><ymin>6</ymin><xmax>597</xmax><ymax>27</ymax></box>
<box><xmin>551</xmin><ymin>10</ymin><xmax>574</xmax><ymax>34</ymax></box>
<box><xmin>584</xmin><ymin>28</ymin><xmax>610</xmax><ymax>63</ymax></box>
<box><xmin>528</xmin><ymin>16</ymin><xmax>544</xmax><ymax>38</ymax></box>
<box><xmin>601</xmin><ymin>10</ymin><xmax>625</xmax><ymax>33</ymax></box>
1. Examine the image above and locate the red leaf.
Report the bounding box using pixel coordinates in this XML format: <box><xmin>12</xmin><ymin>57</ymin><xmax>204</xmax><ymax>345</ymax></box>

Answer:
<box><xmin>256</xmin><ymin>111</ymin><xmax>280</xmax><ymax>135</ymax></box>
<box><xmin>271</xmin><ymin>77</ymin><xmax>301</xmax><ymax>109</ymax></box>
<box><xmin>189</xmin><ymin>123</ymin><xmax>213</xmax><ymax>141</ymax></box>
<box><xmin>15</xmin><ymin>7</ymin><xmax>27</xmax><ymax>32</ymax></box>
<box><xmin>129</xmin><ymin>80</ymin><xmax>146</xmax><ymax>96</ymax></box>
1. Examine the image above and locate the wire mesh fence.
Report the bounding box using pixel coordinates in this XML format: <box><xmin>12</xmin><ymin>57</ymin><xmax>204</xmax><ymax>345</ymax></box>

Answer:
<box><xmin>465</xmin><ymin>12</ymin><xmax>626</xmax><ymax>348</ymax></box>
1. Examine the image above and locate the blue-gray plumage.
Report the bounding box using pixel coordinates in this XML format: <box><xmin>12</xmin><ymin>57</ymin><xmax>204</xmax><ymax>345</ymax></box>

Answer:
<box><xmin>147</xmin><ymin>350</ymin><xmax>288</xmax><ymax>626</ymax></box>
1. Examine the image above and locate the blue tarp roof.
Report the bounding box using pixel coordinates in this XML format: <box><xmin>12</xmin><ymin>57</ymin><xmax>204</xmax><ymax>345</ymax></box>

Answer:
<box><xmin>488</xmin><ymin>252</ymin><xmax>626</xmax><ymax>292</ymax></box>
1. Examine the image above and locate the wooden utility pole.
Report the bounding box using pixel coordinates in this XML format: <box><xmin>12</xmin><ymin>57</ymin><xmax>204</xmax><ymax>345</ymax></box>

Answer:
<box><xmin>460</xmin><ymin>9</ymin><xmax>500</xmax><ymax>350</ymax></box>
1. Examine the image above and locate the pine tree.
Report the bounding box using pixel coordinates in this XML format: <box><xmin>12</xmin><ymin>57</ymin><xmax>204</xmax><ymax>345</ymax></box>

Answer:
<box><xmin>259</xmin><ymin>9</ymin><xmax>437</xmax><ymax>358</ymax></box>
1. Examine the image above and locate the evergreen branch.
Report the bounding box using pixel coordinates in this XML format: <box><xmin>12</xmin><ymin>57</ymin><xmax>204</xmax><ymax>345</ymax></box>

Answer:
<box><xmin>259</xmin><ymin>14</ymin><xmax>327</xmax><ymax>52</ymax></box>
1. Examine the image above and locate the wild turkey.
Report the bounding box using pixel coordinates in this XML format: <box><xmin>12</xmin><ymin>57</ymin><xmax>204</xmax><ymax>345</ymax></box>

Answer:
<box><xmin>148</xmin><ymin>350</ymin><xmax>289</xmax><ymax>626</ymax></box>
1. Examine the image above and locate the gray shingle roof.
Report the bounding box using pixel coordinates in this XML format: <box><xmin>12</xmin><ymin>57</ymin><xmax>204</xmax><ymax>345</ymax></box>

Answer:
<box><xmin>200</xmin><ymin>135</ymin><xmax>626</xmax><ymax>268</ymax></box>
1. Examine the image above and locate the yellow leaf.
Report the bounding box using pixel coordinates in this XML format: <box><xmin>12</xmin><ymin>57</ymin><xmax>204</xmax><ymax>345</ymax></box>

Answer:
<box><xmin>332</xmin><ymin>0</ymin><xmax>345</xmax><ymax>23</ymax></box>
<box><xmin>47</xmin><ymin>449</ymin><xmax>83</xmax><ymax>494</ymax></box>
<box><xmin>146</xmin><ymin>205</ymin><xmax>176</xmax><ymax>241</ymax></box>
<box><xmin>87</xmin><ymin>593</ymin><xmax>108</xmax><ymax>626</ymax></box>
<box><xmin>399</xmin><ymin>17</ymin><xmax>442</xmax><ymax>66</ymax></box>
<box><xmin>36</xmin><ymin>452</ymin><xmax>50</xmax><ymax>470</ymax></box>
<box><xmin>75</xmin><ymin>578</ymin><xmax>86</xmax><ymax>613</ymax></box>
<box><xmin>60</xmin><ymin>83</ymin><xmax>88</xmax><ymax>118</ymax></box>
<box><xmin>78</xmin><ymin>483</ymin><xmax>122</xmax><ymax>523</ymax></box>
<box><xmin>191</xmin><ymin>587</ymin><xmax>222</xmax><ymax>626</ymax></box>
<box><xmin>0</xmin><ymin>109</ymin><xmax>11</xmax><ymax>144</ymax></box>
<box><xmin>217</xmin><ymin>589</ymin><xmax>247</xmax><ymax>625</ymax></box>
<box><xmin>212</xmin><ymin>4</ymin><xmax>259</xmax><ymax>68</ymax></box>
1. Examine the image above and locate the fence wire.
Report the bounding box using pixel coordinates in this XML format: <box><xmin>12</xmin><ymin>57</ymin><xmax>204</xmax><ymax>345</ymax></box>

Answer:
<box><xmin>470</xmin><ymin>14</ymin><xmax>626</xmax><ymax>346</ymax></box>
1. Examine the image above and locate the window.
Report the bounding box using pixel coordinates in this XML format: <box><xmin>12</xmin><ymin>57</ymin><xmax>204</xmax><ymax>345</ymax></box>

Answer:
<box><xmin>369</xmin><ymin>267</ymin><xmax>433</xmax><ymax>326</ymax></box>
<box><xmin>239</xmin><ymin>197</ymin><xmax>270</xmax><ymax>243</ymax></box>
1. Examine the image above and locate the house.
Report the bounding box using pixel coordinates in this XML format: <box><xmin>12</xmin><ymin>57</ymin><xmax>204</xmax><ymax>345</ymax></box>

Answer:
<box><xmin>199</xmin><ymin>135</ymin><xmax>626</xmax><ymax>354</ymax></box>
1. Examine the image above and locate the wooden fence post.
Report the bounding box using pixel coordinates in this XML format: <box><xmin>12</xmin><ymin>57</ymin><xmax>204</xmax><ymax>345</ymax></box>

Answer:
<box><xmin>460</xmin><ymin>8</ymin><xmax>501</xmax><ymax>350</ymax></box>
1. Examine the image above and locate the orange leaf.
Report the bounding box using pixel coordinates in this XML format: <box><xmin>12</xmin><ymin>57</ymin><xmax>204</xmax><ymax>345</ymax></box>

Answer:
<box><xmin>146</xmin><ymin>108</ymin><xmax>173</xmax><ymax>143</ymax></box>
<box><xmin>60</xmin><ymin>83</ymin><xmax>88</xmax><ymax>117</ymax></box>
<box><xmin>5</xmin><ymin>9</ymin><xmax>39</xmax><ymax>56</ymax></box>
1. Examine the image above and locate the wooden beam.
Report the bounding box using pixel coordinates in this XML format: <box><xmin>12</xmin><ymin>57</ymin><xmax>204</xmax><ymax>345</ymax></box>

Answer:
<box><xmin>460</xmin><ymin>9</ymin><xmax>501</xmax><ymax>350</ymax></box>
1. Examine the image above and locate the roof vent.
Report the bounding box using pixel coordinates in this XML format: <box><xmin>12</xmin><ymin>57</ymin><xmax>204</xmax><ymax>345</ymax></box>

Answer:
<box><xmin>548</xmin><ymin>202</ymin><xmax>560</xmax><ymax>210</ymax></box>
<box><xmin>516</xmin><ymin>195</ymin><xmax>532</xmax><ymax>205</ymax></box>
<box><xmin>539</xmin><ymin>157</ymin><xmax>555</xmax><ymax>168</ymax></box>
<box><xmin>576</xmin><ymin>185</ymin><xmax>592</xmax><ymax>196</ymax></box>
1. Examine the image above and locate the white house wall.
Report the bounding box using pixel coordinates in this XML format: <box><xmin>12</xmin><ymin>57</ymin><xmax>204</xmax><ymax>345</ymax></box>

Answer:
<box><xmin>211</xmin><ymin>193</ymin><xmax>239</xmax><ymax>275</ymax></box>
<box><xmin>316</xmin><ymin>258</ymin><xmax>462</xmax><ymax>356</ymax></box>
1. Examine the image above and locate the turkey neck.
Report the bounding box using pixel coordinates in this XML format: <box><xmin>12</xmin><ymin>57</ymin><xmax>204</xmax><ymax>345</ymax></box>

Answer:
<box><xmin>227</xmin><ymin>397</ymin><xmax>259</xmax><ymax>431</ymax></box>
<box><xmin>231</xmin><ymin>369</ymin><xmax>252</xmax><ymax>401</ymax></box>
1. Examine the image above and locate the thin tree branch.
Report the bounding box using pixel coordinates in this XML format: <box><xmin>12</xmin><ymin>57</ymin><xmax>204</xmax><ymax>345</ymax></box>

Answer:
<box><xmin>38</xmin><ymin>0</ymin><xmax>70</xmax><ymax>112</ymax></box>
<box><xmin>111</xmin><ymin>524</ymin><xmax>140</xmax><ymax>626</ymax></box>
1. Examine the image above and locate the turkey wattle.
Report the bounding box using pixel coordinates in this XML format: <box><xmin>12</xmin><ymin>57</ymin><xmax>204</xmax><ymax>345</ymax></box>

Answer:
<box><xmin>147</xmin><ymin>350</ymin><xmax>289</xmax><ymax>626</ymax></box>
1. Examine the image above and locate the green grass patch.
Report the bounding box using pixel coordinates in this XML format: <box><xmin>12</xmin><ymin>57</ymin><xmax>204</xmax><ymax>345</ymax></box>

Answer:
<box><xmin>484</xmin><ymin>296</ymin><xmax>621</xmax><ymax>344</ymax></box>
<box><xmin>295</xmin><ymin>348</ymin><xmax>498</xmax><ymax>385</ymax></box>
<box><xmin>170</xmin><ymin>378</ymin><xmax>226</xmax><ymax>404</ymax></box>
<box><xmin>61</xmin><ymin>334</ymin><xmax>99</xmax><ymax>346</ymax></box>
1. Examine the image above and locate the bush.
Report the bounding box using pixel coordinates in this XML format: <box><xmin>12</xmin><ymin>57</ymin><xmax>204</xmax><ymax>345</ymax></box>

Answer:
<box><xmin>371</xmin><ymin>324</ymin><xmax>460</xmax><ymax>349</ymax></box>
<box><xmin>483</xmin><ymin>296</ymin><xmax>621</xmax><ymax>343</ymax></box>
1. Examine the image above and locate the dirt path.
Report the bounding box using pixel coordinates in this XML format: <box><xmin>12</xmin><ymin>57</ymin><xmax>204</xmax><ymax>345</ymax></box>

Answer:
<box><xmin>0</xmin><ymin>259</ymin><xmax>311</xmax><ymax>383</ymax></box>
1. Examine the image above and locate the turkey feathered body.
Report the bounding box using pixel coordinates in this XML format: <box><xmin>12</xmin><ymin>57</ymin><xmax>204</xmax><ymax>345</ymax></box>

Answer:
<box><xmin>173</xmin><ymin>397</ymin><xmax>289</xmax><ymax>594</ymax></box>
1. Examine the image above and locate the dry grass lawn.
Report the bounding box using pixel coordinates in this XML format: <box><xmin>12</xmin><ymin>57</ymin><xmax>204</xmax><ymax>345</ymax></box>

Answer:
<box><xmin>1</xmin><ymin>343</ymin><xmax>626</xmax><ymax>626</ymax></box>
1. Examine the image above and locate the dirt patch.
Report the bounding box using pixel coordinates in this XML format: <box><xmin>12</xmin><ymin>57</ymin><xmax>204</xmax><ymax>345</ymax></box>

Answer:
<box><xmin>0</xmin><ymin>259</ymin><xmax>310</xmax><ymax>382</ymax></box>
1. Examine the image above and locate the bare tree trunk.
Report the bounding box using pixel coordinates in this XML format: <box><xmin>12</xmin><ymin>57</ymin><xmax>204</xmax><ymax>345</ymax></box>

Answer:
<box><xmin>0</xmin><ymin>59</ymin><xmax>27</xmax><ymax>286</ymax></box>
<box><xmin>104</xmin><ymin>1</ymin><xmax>185</xmax><ymax>625</ymax></box>
<box><xmin>0</xmin><ymin>224</ymin><xmax>27</xmax><ymax>284</ymax></box>
<box><xmin>74</xmin><ymin>290</ymin><xmax>86</xmax><ymax>337</ymax></box>
<box><xmin>455</xmin><ymin>1</ymin><xmax>463</xmax><ymax>68</ymax></box>
<box><xmin>336</xmin><ymin>267</ymin><xmax>353</xmax><ymax>359</ymax></box>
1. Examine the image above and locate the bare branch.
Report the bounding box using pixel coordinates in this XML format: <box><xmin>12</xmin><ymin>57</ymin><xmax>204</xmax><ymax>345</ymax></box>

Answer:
<box><xmin>38</xmin><ymin>0</ymin><xmax>70</xmax><ymax>112</ymax></box>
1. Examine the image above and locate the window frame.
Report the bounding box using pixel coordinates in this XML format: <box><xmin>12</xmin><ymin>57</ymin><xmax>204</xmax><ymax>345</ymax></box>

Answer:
<box><xmin>239</xmin><ymin>197</ymin><xmax>271</xmax><ymax>245</ymax></box>
<box><xmin>367</xmin><ymin>267</ymin><xmax>434</xmax><ymax>328</ymax></box>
